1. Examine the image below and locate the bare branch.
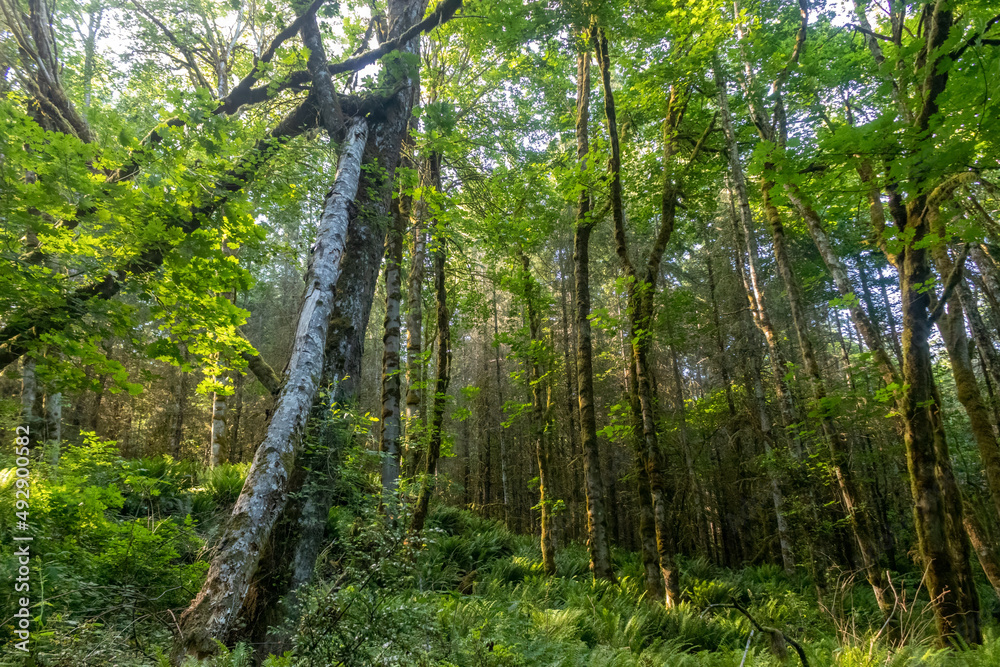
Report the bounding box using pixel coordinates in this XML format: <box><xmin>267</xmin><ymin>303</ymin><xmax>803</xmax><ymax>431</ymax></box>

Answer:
<box><xmin>217</xmin><ymin>0</ymin><xmax>328</xmax><ymax>115</ymax></box>
<box><xmin>930</xmin><ymin>243</ymin><xmax>970</xmax><ymax>324</ymax></box>
<box><xmin>325</xmin><ymin>0</ymin><xmax>463</xmax><ymax>77</ymax></box>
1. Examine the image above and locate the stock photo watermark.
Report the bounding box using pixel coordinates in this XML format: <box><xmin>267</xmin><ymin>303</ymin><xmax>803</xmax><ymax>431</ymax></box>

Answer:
<box><xmin>11</xmin><ymin>426</ymin><xmax>32</xmax><ymax>652</ymax></box>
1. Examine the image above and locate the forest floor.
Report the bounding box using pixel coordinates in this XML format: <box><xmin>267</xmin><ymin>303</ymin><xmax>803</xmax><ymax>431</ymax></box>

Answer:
<box><xmin>2</xmin><ymin>441</ymin><xmax>1000</xmax><ymax>666</ymax></box>
<box><xmin>280</xmin><ymin>504</ymin><xmax>1000</xmax><ymax>667</ymax></box>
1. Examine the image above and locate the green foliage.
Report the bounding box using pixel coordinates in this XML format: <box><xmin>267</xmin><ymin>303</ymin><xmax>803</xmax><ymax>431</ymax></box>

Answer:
<box><xmin>269</xmin><ymin>497</ymin><xmax>1000</xmax><ymax>667</ymax></box>
<box><xmin>199</xmin><ymin>462</ymin><xmax>250</xmax><ymax>505</ymax></box>
<box><xmin>0</xmin><ymin>435</ymin><xmax>251</xmax><ymax>665</ymax></box>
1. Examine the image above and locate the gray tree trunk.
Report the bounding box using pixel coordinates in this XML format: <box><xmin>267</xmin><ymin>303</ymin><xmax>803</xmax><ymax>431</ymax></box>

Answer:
<box><xmin>172</xmin><ymin>120</ymin><xmax>368</xmax><ymax>662</ymax></box>
<box><xmin>380</xmin><ymin>137</ymin><xmax>413</xmax><ymax>505</ymax></box>
<box><xmin>43</xmin><ymin>391</ymin><xmax>61</xmax><ymax>465</ymax></box>
<box><xmin>21</xmin><ymin>358</ymin><xmax>41</xmax><ymax>451</ymax></box>
<box><xmin>573</xmin><ymin>47</ymin><xmax>615</xmax><ymax>582</ymax></box>
<box><xmin>210</xmin><ymin>382</ymin><xmax>229</xmax><ymax>467</ymax></box>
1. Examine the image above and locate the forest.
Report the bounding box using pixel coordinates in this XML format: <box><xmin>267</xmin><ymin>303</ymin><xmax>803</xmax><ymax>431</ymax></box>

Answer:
<box><xmin>2</xmin><ymin>0</ymin><xmax>1000</xmax><ymax>663</ymax></box>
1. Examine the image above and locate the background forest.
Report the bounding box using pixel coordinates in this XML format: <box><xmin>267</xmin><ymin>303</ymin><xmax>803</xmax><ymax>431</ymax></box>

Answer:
<box><xmin>2</xmin><ymin>0</ymin><xmax>1000</xmax><ymax>664</ymax></box>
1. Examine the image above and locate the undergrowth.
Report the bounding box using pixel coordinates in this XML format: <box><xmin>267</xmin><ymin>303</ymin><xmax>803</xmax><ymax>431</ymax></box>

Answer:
<box><xmin>272</xmin><ymin>503</ymin><xmax>1000</xmax><ymax>667</ymax></box>
<box><xmin>3</xmin><ymin>436</ymin><xmax>1000</xmax><ymax>666</ymax></box>
<box><xmin>0</xmin><ymin>434</ymin><xmax>245</xmax><ymax>666</ymax></box>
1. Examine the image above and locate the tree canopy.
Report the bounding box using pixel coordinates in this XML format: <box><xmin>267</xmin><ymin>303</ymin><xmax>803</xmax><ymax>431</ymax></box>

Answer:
<box><xmin>2</xmin><ymin>0</ymin><xmax>1000</xmax><ymax>663</ymax></box>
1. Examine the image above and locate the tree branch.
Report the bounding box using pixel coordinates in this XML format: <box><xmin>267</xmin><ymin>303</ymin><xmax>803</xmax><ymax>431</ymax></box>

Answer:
<box><xmin>216</xmin><ymin>0</ymin><xmax>328</xmax><ymax>115</ymax></box>
<box><xmin>847</xmin><ymin>23</ymin><xmax>894</xmax><ymax>43</ymax></box>
<box><xmin>325</xmin><ymin>0</ymin><xmax>463</xmax><ymax>77</ymax></box>
<box><xmin>952</xmin><ymin>13</ymin><xmax>1000</xmax><ymax>61</ymax></box>
<box><xmin>0</xmin><ymin>96</ymin><xmax>321</xmax><ymax>371</ymax></box>
<box><xmin>242</xmin><ymin>349</ymin><xmax>283</xmax><ymax>396</ymax></box>
<box><xmin>703</xmin><ymin>600</ymin><xmax>810</xmax><ymax>667</ymax></box>
<box><xmin>130</xmin><ymin>0</ymin><xmax>213</xmax><ymax>91</ymax></box>
<box><xmin>300</xmin><ymin>13</ymin><xmax>344</xmax><ymax>136</ymax></box>
<box><xmin>225</xmin><ymin>0</ymin><xmax>461</xmax><ymax>112</ymax></box>
<box><xmin>929</xmin><ymin>243</ymin><xmax>970</xmax><ymax>324</ymax></box>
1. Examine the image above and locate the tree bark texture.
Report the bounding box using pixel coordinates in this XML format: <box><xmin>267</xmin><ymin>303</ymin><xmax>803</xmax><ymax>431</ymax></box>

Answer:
<box><xmin>404</xmin><ymin>160</ymin><xmax>430</xmax><ymax>471</ymax></box>
<box><xmin>932</xmin><ymin>270</ymin><xmax>1000</xmax><ymax>527</ymax></box>
<box><xmin>899</xmin><ymin>202</ymin><xmax>981</xmax><ymax>645</ymax></box>
<box><xmin>172</xmin><ymin>120</ymin><xmax>368</xmax><ymax>662</ymax></box>
<box><xmin>964</xmin><ymin>509</ymin><xmax>1000</xmax><ymax>600</ymax></box>
<box><xmin>521</xmin><ymin>252</ymin><xmax>557</xmax><ymax>575</ymax></box>
<box><xmin>210</xmin><ymin>380</ymin><xmax>229</xmax><ymax>467</ymax></box>
<box><xmin>572</xmin><ymin>46</ymin><xmax>614</xmax><ymax>582</ymax></box>
<box><xmin>380</xmin><ymin>143</ymin><xmax>411</xmax><ymax>502</ymax></box>
<box><xmin>411</xmin><ymin>171</ymin><xmax>450</xmax><ymax>535</ymax></box>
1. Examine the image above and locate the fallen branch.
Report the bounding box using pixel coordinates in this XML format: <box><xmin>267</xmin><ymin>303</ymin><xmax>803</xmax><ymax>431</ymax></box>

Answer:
<box><xmin>702</xmin><ymin>600</ymin><xmax>810</xmax><ymax>667</ymax></box>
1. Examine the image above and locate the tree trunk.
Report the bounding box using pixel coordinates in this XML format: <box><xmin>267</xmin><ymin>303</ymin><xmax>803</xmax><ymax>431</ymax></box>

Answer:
<box><xmin>706</xmin><ymin>255</ymin><xmax>743</xmax><ymax>568</ymax></box>
<box><xmin>636</xmin><ymin>451</ymin><xmax>665</xmax><ymax>600</ymax></box>
<box><xmin>762</xmin><ymin>164</ymin><xmax>896</xmax><ymax>619</ymax></box>
<box><xmin>493</xmin><ymin>283</ymin><xmax>511</xmax><ymax>526</ymax></box>
<box><xmin>736</xmin><ymin>32</ymin><xmax>893</xmax><ymax>606</ymax></box>
<box><xmin>786</xmin><ymin>189</ymin><xmax>899</xmax><ymax>387</ymax></box>
<box><xmin>899</xmin><ymin>204</ymin><xmax>981</xmax><ymax>645</ymax></box>
<box><xmin>172</xmin><ymin>120</ymin><xmax>368</xmax><ymax>662</ymax></box>
<box><xmin>971</xmin><ymin>245</ymin><xmax>1000</xmax><ymax>336</ymax></box>
<box><xmin>282</xmin><ymin>0</ymin><xmax>431</xmax><ymax>598</ymax></box>
<box><xmin>560</xmin><ymin>251</ymin><xmax>583</xmax><ymax>540</ymax></box>
<box><xmin>929</xmin><ymin>242</ymin><xmax>1000</xmax><ymax>525</ymax></box>
<box><xmin>520</xmin><ymin>252</ymin><xmax>557</xmax><ymax>574</ymax></box>
<box><xmin>667</xmin><ymin>325</ymin><xmax>710</xmax><ymax>558</ymax></box>
<box><xmin>404</xmin><ymin>160</ymin><xmax>430</xmax><ymax>471</ymax></box>
<box><xmin>480</xmin><ymin>317</ymin><xmax>494</xmax><ymax>514</ymax></box>
<box><xmin>210</xmin><ymin>380</ymin><xmax>229</xmax><ymax>467</ymax></box>
<box><xmin>169</xmin><ymin>360</ymin><xmax>186</xmax><ymax>458</ymax></box>
<box><xmin>411</xmin><ymin>161</ymin><xmax>450</xmax><ymax>535</ymax></box>
<box><xmin>43</xmin><ymin>391</ymin><xmax>60</xmax><ymax>465</ymax></box>
<box><xmin>20</xmin><ymin>358</ymin><xmax>40</xmax><ymax>452</ymax></box>
<box><xmin>962</xmin><ymin>281</ymin><xmax>1000</xmax><ymax>442</ymax></box>
<box><xmin>88</xmin><ymin>375</ymin><xmax>105</xmax><ymax>432</ymax></box>
<box><xmin>229</xmin><ymin>373</ymin><xmax>245</xmax><ymax>462</ymax></box>
<box><xmin>716</xmin><ymin>61</ymin><xmax>798</xmax><ymax>573</ymax></box>
<box><xmin>874</xmin><ymin>265</ymin><xmax>904</xmax><ymax>366</ymax></box>
<box><xmin>572</xmin><ymin>46</ymin><xmax>614</xmax><ymax>582</ymax></box>
<box><xmin>380</xmin><ymin>149</ymin><xmax>409</xmax><ymax>503</ymax></box>
<box><xmin>595</xmin><ymin>25</ymin><xmax>681</xmax><ymax>607</ymax></box>
<box><xmin>80</xmin><ymin>9</ymin><xmax>104</xmax><ymax>107</ymax></box>
<box><xmin>964</xmin><ymin>509</ymin><xmax>1000</xmax><ymax>600</ymax></box>
<box><xmin>271</xmin><ymin>128</ymin><xmax>398</xmax><ymax>635</ymax></box>
<box><xmin>715</xmin><ymin>64</ymin><xmax>802</xmax><ymax>456</ymax></box>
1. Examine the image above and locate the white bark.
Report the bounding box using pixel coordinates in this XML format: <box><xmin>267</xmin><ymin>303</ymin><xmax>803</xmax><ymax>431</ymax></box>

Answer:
<box><xmin>44</xmin><ymin>392</ymin><xmax>61</xmax><ymax>465</ymax></box>
<box><xmin>174</xmin><ymin>119</ymin><xmax>368</xmax><ymax>661</ymax></box>
<box><xmin>20</xmin><ymin>358</ymin><xmax>39</xmax><ymax>449</ymax></box>
<box><xmin>210</xmin><ymin>383</ymin><xmax>228</xmax><ymax>467</ymax></box>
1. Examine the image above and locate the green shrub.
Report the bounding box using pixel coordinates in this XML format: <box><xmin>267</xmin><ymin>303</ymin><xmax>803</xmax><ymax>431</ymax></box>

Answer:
<box><xmin>199</xmin><ymin>462</ymin><xmax>249</xmax><ymax>505</ymax></box>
